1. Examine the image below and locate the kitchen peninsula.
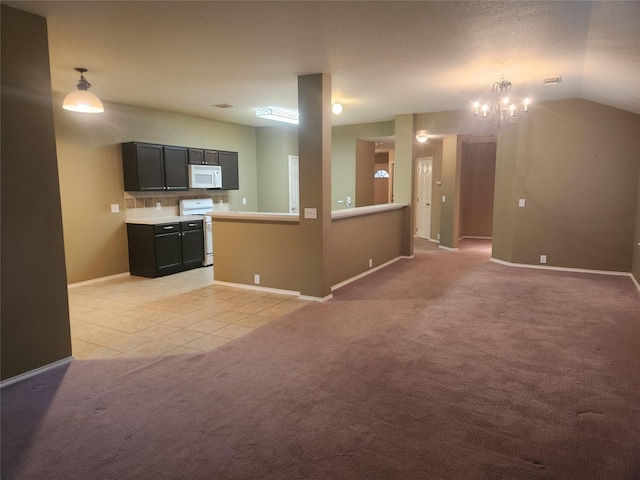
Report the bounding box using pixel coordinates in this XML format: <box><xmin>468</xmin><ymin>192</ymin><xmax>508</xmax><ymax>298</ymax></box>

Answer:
<box><xmin>209</xmin><ymin>203</ymin><xmax>410</xmax><ymax>297</ymax></box>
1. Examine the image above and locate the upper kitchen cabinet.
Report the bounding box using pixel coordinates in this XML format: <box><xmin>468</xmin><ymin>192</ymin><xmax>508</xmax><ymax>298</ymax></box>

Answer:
<box><xmin>218</xmin><ymin>151</ymin><xmax>239</xmax><ymax>190</ymax></box>
<box><xmin>122</xmin><ymin>142</ymin><xmax>189</xmax><ymax>191</ymax></box>
<box><xmin>188</xmin><ymin>148</ymin><xmax>218</xmax><ymax>165</ymax></box>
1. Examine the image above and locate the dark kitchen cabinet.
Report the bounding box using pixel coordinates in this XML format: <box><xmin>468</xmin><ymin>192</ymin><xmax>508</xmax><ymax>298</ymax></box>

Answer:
<box><xmin>122</xmin><ymin>142</ymin><xmax>188</xmax><ymax>191</ymax></box>
<box><xmin>180</xmin><ymin>220</ymin><xmax>205</xmax><ymax>268</ymax></box>
<box><xmin>188</xmin><ymin>149</ymin><xmax>218</xmax><ymax>165</ymax></box>
<box><xmin>163</xmin><ymin>146</ymin><xmax>189</xmax><ymax>190</ymax></box>
<box><xmin>218</xmin><ymin>151</ymin><xmax>239</xmax><ymax>190</ymax></box>
<box><xmin>126</xmin><ymin>220</ymin><xmax>204</xmax><ymax>278</ymax></box>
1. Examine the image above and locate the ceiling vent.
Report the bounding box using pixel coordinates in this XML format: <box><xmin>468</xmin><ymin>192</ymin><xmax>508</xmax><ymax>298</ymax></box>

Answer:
<box><xmin>213</xmin><ymin>103</ymin><xmax>235</xmax><ymax>108</ymax></box>
<box><xmin>543</xmin><ymin>77</ymin><xmax>562</xmax><ymax>85</ymax></box>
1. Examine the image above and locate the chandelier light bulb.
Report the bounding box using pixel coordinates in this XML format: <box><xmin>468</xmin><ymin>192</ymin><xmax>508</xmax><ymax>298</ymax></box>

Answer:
<box><xmin>472</xmin><ymin>77</ymin><xmax>530</xmax><ymax>127</ymax></box>
<box><xmin>331</xmin><ymin>103</ymin><xmax>343</xmax><ymax>115</ymax></box>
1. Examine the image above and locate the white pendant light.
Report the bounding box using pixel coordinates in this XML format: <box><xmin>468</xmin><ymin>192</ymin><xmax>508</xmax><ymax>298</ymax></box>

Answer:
<box><xmin>63</xmin><ymin>68</ymin><xmax>104</xmax><ymax>113</ymax></box>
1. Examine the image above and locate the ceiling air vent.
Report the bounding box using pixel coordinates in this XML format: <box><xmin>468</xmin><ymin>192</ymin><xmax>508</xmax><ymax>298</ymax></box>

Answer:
<box><xmin>213</xmin><ymin>103</ymin><xmax>235</xmax><ymax>108</ymax></box>
<box><xmin>543</xmin><ymin>77</ymin><xmax>562</xmax><ymax>85</ymax></box>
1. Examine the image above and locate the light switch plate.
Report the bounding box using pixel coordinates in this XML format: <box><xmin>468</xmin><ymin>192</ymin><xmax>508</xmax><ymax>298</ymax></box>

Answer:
<box><xmin>519</xmin><ymin>199</ymin><xmax>526</xmax><ymax>207</ymax></box>
<box><xmin>304</xmin><ymin>208</ymin><xmax>317</xmax><ymax>219</ymax></box>
<box><xmin>110</xmin><ymin>204</ymin><xmax>120</xmax><ymax>213</ymax></box>
<box><xmin>442</xmin><ymin>196</ymin><xmax>446</xmax><ymax>203</ymax></box>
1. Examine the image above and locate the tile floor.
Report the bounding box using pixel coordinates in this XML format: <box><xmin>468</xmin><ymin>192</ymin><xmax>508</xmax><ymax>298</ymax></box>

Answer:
<box><xmin>69</xmin><ymin>267</ymin><xmax>308</xmax><ymax>360</ymax></box>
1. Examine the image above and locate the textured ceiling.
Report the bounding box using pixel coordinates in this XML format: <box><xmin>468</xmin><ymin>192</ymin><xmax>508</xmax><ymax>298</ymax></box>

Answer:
<box><xmin>6</xmin><ymin>1</ymin><xmax>640</xmax><ymax>129</ymax></box>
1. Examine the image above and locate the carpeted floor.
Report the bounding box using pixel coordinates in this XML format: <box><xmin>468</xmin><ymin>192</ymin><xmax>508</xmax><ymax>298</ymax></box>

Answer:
<box><xmin>2</xmin><ymin>239</ymin><xmax>639</xmax><ymax>479</ymax></box>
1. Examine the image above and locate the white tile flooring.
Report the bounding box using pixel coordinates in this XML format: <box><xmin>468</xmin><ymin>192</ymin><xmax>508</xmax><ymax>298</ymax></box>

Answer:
<box><xmin>68</xmin><ymin>267</ymin><xmax>307</xmax><ymax>360</ymax></box>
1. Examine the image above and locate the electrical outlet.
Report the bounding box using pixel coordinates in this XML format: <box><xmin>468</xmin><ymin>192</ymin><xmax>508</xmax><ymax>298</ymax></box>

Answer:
<box><xmin>304</xmin><ymin>208</ymin><xmax>317</xmax><ymax>219</ymax></box>
<box><xmin>437</xmin><ymin>233</ymin><xmax>440</xmax><ymax>240</ymax></box>
<box><xmin>519</xmin><ymin>199</ymin><xmax>526</xmax><ymax>207</ymax></box>
<box><xmin>110</xmin><ymin>204</ymin><xmax>119</xmax><ymax>213</ymax></box>
<box><xmin>369</xmin><ymin>259</ymin><xmax>373</xmax><ymax>268</ymax></box>
<box><xmin>156</xmin><ymin>202</ymin><xmax>162</xmax><ymax>210</ymax></box>
<box><xmin>254</xmin><ymin>274</ymin><xmax>260</xmax><ymax>285</ymax></box>
<box><xmin>442</xmin><ymin>195</ymin><xmax>446</xmax><ymax>203</ymax></box>
<box><xmin>242</xmin><ymin>198</ymin><xmax>247</xmax><ymax>205</ymax></box>
<box><xmin>540</xmin><ymin>255</ymin><xmax>547</xmax><ymax>264</ymax></box>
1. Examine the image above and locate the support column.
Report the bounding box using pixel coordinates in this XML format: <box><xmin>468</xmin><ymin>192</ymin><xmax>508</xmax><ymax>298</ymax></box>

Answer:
<box><xmin>298</xmin><ymin>73</ymin><xmax>332</xmax><ymax>300</ymax></box>
<box><xmin>440</xmin><ymin>135</ymin><xmax>462</xmax><ymax>249</ymax></box>
<box><xmin>394</xmin><ymin>114</ymin><xmax>416</xmax><ymax>256</ymax></box>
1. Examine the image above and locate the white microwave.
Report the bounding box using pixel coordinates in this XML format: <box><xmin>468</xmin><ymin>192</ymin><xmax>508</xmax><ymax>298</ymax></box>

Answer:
<box><xmin>189</xmin><ymin>164</ymin><xmax>222</xmax><ymax>189</ymax></box>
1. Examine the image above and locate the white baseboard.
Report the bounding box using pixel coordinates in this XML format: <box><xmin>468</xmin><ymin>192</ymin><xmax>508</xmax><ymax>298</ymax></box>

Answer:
<box><xmin>212</xmin><ymin>280</ymin><xmax>299</xmax><ymax>297</ymax></box>
<box><xmin>299</xmin><ymin>294</ymin><xmax>334</xmax><ymax>302</ymax></box>
<box><xmin>0</xmin><ymin>356</ymin><xmax>74</xmax><ymax>389</ymax></box>
<box><xmin>438</xmin><ymin>245</ymin><xmax>459</xmax><ymax>251</ymax></box>
<box><xmin>331</xmin><ymin>256</ymin><xmax>405</xmax><ymax>292</ymax></box>
<box><xmin>429</xmin><ymin>238</ymin><xmax>440</xmax><ymax>244</ymax></box>
<box><xmin>68</xmin><ymin>272</ymin><xmax>130</xmax><ymax>288</ymax></box>
<box><xmin>490</xmin><ymin>258</ymin><xmax>638</xmax><ymax>291</ymax></box>
<box><xmin>459</xmin><ymin>236</ymin><xmax>493</xmax><ymax>240</ymax></box>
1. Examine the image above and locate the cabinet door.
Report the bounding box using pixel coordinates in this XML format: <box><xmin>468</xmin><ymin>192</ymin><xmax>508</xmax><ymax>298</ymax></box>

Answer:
<box><xmin>218</xmin><ymin>151</ymin><xmax>239</xmax><ymax>190</ymax></box>
<box><xmin>203</xmin><ymin>150</ymin><xmax>218</xmax><ymax>165</ymax></box>
<box><xmin>188</xmin><ymin>148</ymin><xmax>204</xmax><ymax>165</ymax></box>
<box><xmin>155</xmin><ymin>231</ymin><xmax>182</xmax><ymax>272</ymax></box>
<box><xmin>181</xmin><ymin>228</ymin><xmax>204</xmax><ymax>267</ymax></box>
<box><xmin>163</xmin><ymin>146</ymin><xmax>189</xmax><ymax>190</ymax></box>
<box><xmin>135</xmin><ymin>143</ymin><xmax>165</xmax><ymax>191</ymax></box>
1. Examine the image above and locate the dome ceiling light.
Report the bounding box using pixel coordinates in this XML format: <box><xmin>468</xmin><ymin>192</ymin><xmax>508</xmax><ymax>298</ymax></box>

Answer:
<box><xmin>62</xmin><ymin>68</ymin><xmax>104</xmax><ymax>113</ymax></box>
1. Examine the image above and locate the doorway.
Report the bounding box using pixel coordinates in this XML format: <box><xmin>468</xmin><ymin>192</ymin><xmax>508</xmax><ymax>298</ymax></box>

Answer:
<box><xmin>415</xmin><ymin>157</ymin><xmax>433</xmax><ymax>239</ymax></box>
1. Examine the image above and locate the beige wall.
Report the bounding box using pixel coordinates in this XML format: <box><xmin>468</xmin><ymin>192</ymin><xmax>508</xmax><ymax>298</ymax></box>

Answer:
<box><xmin>54</xmin><ymin>97</ymin><xmax>257</xmax><ymax>284</ymax></box>
<box><xmin>212</xmin><ymin>220</ymin><xmax>300</xmax><ymax>291</ymax></box>
<box><xmin>256</xmin><ymin>125</ymin><xmax>298</xmax><ymax>213</ymax></box>
<box><xmin>460</xmin><ymin>142</ymin><xmax>496</xmax><ymax>238</ymax></box>
<box><xmin>1</xmin><ymin>6</ymin><xmax>72</xmax><ymax>380</ymax></box>
<box><xmin>493</xmin><ymin>99</ymin><xmax>640</xmax><ymax>272</ymax></box>
<box><xmin>211</xmin><ymin>207</ymin><xmax>409</xmax><ymax>293</ymax></box>
<box><xmin>330</xmin><ymin>209</ymin><xmax>407</xmax><ymax>286</ymax></box>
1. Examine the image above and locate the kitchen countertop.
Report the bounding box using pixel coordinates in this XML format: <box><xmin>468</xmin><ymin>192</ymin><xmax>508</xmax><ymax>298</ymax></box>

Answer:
<box><xmin>126</xmin><ymin>215</ymin><xmax>205</xmax><ymax>225</ymax></box>
<box><xmin>207</xmin><ymin>203</ymin><xmax>409</xmax><ymax>223</ymax></box>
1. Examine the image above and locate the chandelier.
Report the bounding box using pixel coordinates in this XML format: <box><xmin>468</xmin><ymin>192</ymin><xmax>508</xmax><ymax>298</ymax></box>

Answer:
<box><xmin>473</xmin><ymin>77</ymin><xmax>529</xmax><ymax>128</ymax></box>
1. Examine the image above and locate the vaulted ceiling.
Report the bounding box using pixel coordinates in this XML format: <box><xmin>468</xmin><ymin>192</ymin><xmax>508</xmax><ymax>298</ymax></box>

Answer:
<box><xmin>6</xmin><ymin>1</ymin><xmax>640</xmax><ymax>128</ymax></box>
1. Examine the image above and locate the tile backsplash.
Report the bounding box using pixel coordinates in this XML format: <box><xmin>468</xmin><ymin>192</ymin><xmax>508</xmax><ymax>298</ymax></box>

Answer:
<box><xmin>124</xmin><ymin>191</ymin><xmax>228</xmax><ymax>219</ymax></box>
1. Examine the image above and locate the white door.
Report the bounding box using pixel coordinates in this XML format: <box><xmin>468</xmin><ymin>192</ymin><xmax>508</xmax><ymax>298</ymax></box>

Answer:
<box><xmin>415</xmin><ymin>157</ymin><xmax>433</xmax><ymax>239</ymax></box>
<box><xmin>288</xmin><ymin>155</ymin><xmax>299</xmax><ymax>214</ymax></box>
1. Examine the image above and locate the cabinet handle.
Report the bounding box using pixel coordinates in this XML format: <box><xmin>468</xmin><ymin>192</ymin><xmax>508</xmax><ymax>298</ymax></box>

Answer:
<box><xmin>188</xmin><ymin>223</ymin><xmax>197</xmax><ymax>227</ymax></box>
<box><xmin>163</xmin><ymin>226</ymin><xmax>174</xmax><ymax>230</ymax></box>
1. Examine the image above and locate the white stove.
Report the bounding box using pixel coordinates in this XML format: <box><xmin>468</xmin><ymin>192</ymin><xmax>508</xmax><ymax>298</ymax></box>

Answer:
<box><xmin>180</xmin><ymin>198</ymin><xmax>214</xmax><ymax>266</ymax></box>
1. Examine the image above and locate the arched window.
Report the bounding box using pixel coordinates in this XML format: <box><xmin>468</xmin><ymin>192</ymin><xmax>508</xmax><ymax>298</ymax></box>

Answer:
<box><xmin>374</xmin><ymin>169</ymin><xmax>389</xmax><ymax>178</ymax></box>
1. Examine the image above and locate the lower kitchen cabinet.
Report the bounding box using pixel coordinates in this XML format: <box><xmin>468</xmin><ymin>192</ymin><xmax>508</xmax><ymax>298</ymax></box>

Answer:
<box><xmin>126</xmin><ymin>220</ymin><xmax>204</xmax><ymax>278</ymax></box>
